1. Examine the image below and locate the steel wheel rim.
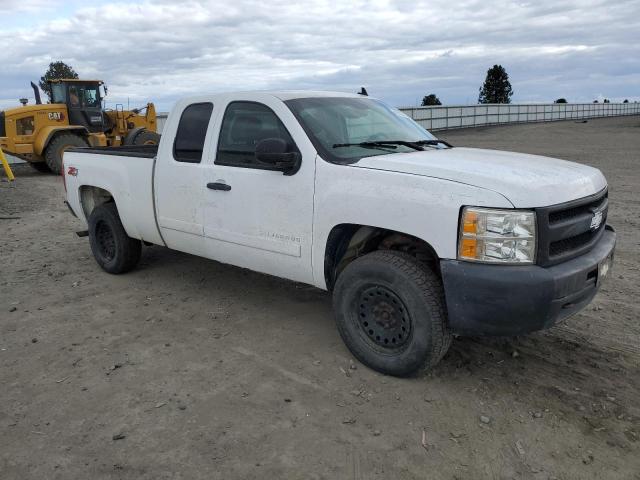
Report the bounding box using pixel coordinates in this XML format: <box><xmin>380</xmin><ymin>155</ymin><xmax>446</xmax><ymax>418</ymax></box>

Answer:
<box><xmin>357</xmin><ymin>285</ymin><xmax>412</xmax><ymax>351</ymax></box>
<box><xmin>95</xmin><ymin>220</ymin><xmax>116</xmax><ymax>262</ymax></box>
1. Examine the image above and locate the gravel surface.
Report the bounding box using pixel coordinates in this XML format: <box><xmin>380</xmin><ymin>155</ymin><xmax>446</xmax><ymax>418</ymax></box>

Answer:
<box><xmin>1</xmin><ymin>115</ymin><xmax>639</xmax><ymax>479</ymax></box>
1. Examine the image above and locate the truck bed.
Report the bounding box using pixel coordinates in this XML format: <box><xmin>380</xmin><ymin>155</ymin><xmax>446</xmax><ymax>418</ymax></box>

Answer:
<box><xmin>66</xmin><ymin>144</ymin><xmax>158</xmax><ymax>158</ymax></box>
<box><xmin>63</xmin><ymin>147</ymin><xmax>164</xmax><ymax>246</ymax></box>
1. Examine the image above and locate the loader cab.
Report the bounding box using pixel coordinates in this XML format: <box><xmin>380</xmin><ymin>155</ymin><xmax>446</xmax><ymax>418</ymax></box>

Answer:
<box><xmin>49</xmin><ymin>79</ymin><xmax>105</xmax><ymax>133</ymax></box>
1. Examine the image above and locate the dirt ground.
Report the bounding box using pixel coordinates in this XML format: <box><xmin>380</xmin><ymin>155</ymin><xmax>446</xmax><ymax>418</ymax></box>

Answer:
<box><xmin>1</xmin><ymin>116</ymin><xmax>639</xmax><ymax>480</ymax></box>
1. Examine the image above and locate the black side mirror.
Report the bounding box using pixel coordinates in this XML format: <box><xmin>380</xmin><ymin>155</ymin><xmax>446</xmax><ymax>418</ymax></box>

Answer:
<box><xmin>255</xmin><ymin>138</ymin><xmax>300</xmax><ymax>175</ymax></box>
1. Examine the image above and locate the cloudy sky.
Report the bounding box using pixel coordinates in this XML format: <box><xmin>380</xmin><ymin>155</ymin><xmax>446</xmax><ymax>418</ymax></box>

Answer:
<box><xmin>1</xmin><ymin>0</ymin><xmax>638</xmax><ymax>111</ymax></box>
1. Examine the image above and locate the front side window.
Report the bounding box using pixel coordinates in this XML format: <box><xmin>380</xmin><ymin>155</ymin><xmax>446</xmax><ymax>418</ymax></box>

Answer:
<box><xmin>285</xmin><ymin>97</ymin><xmax>438</xmax><ymax>164</ymax></box>
<box><xmin>216</xmin><ymin>102</ymin><xmax>298</xmax><ymax>168</ymax></box>
<box><xmin>80</xmin><ymin>86</ymin><xmax>100</xmax><ymax>107</ymax></box>
<box><xmin>173</xmin><ymin>102</ymin><xmax>214</xmax><ymax>163</ymax></box>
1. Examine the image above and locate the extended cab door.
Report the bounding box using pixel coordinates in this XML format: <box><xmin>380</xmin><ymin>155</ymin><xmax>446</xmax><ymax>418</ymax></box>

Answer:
<box><xmin>201</xmin><ymin>95</ymin><xmax>316</xmax><ymax>284</ymax></box>
<box><xmin>154</xmin><ymin>100</ymin><xmax>215</xmax><ymax>256</ymax></box>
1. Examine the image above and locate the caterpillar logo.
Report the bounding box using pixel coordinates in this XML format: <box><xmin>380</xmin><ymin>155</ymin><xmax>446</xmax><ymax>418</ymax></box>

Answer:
<box><xmin>48</xmin><ymin>112</ymin><xmax>64</xmax><ymax>121</ymax></box>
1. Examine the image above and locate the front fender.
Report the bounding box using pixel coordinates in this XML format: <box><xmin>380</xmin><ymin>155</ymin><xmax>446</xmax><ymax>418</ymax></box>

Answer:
<box><xmin>311</xmin><ymin>161</ymin><xmax>514</xmax><ymax>289</ymax></box>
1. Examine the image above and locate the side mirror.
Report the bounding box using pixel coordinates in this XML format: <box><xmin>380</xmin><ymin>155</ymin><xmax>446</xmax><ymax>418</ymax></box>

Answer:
<box><xmin>255</xmin><ymin>138</ymin><xmax>300</xmax><ymax>175</ymax></box>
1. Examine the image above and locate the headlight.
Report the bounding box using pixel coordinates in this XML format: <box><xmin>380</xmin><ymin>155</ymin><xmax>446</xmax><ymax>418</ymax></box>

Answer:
<box><xmin>458</xmin><ymin>207</ymin><xmax>536</xmax><ymax>264</ymax></box>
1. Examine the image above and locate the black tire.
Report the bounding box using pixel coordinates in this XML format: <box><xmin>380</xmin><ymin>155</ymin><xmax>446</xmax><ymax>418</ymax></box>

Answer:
<box><xmin>29</xmin><ymin>161</ymin><xmax>52</xmax><ymax>173</ymax></box>
<box><xmin>333</xmin><ymin>250</ymin><xmax>452</xmax><ymax>377</ymax></box>
<box><xmin>88</xmin><ymin>203</ymin><xmax>141</xmax><ymax>274</ymax></box>
<box><xmin>44</xmin><ymin>133</ymin><xmax>89</xmax><ymax>174</ymax></box>
<box><xmin>132</xmin><ymin>129</ymin><xmax>161</xmax><ymax>145</ymax></box>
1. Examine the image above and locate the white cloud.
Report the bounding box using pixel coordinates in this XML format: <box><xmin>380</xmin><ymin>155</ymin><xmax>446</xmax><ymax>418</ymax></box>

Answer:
<box><xmin>0</xmin><ymin>0</ymin><xmax>638</xmax><ymax>110</ymax></box>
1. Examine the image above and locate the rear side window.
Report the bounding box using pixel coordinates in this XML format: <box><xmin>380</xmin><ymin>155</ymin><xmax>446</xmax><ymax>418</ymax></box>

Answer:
<box><xmin>173</xmin><ymin>102</ymin><xmax>213</xmax><ymax>163</ymax></box>
<box><xmin>216</xmin><ymin>101</ymin><xmax>297</xmax><ymax>168</ymax></box>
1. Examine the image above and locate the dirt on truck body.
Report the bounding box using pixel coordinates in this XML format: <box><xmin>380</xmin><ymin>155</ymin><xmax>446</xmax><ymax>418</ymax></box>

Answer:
<box><xmin>1</xmin><ymin>116</ymin><xmax>639</xmax><ymax>479</ymax></box>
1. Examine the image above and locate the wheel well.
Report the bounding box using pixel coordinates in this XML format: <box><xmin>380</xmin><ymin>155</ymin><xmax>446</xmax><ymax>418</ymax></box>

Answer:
<box><xmin>79</xmin><ymin>186</ymin><xmax>114</xmax><ymax>220</ymax></box>
<box><xmin>324</xmin><ymin>224</ymin><xmax>440</xmax><ymax>291</ymax></box>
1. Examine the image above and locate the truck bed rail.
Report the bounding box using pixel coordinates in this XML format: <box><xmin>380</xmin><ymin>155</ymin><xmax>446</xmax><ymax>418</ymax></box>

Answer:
<box><xmin>66</xmin><ymin>144</ymin><xmax>158</xmax><ymax>158</ymax></box>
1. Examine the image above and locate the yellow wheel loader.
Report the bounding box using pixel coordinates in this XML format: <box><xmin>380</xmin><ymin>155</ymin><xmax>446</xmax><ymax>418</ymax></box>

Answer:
<box><xmin>0</xmin><ymin>79</ymin><xmax>159</xmax><ymax>174</ymax></box>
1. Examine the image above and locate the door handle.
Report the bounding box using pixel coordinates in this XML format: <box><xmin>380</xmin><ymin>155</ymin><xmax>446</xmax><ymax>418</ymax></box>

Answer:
<box><xmin>207</xmin><ymin>182</ymin><xmax>231</xmax><ymax>191</ymax></box>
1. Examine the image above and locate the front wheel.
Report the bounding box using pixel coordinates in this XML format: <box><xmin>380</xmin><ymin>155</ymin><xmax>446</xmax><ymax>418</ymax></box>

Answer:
<box><xmin>44</xmin><ymin>133</ymin><xmax>88</xmax><ymax>174</ymax></box>
<box><xmin>88</xmin><ymin>203</ymin><xmax>141</xmax><ymax>274</ymax></box>
<box><xmin>333</xmin><ymin>250</ymin><xmax>452</xmax><ymax>377</ymax></box>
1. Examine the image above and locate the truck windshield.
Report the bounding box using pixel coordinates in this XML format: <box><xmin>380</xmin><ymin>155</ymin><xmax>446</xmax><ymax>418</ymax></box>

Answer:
<box><xmin>285</xmin><ymin>97</ymin><xmax>439</xmax><ymax>164</ymax></box>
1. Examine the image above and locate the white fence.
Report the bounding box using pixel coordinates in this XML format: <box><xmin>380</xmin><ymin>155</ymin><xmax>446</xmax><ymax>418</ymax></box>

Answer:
<box><xmin>398</xmin><ymin>102</ymin><xmax>640</xmax><ymax>131</ymax></box>
<box><xmin>155</xmin><ymin>102</ymin><xmax>639</xmax><ymax>134</ymax></box>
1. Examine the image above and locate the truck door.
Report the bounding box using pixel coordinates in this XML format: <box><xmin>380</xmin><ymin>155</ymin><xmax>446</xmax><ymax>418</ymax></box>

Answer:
<box><xmin>202</xmin><ymin>97</ymin><xmax>315</xmax><ymax>284</ymax></box>
<box><xmin>154</xmin><ymin>101</ymin><xmax>215</xmax><ymax>256</ymax></box>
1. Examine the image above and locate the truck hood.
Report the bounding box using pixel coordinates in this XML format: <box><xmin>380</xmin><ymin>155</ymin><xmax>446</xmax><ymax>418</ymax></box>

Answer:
<box><xmin>353</xmin><ymin>147</ymin><xmax>606</xmax><ymax>207</ymax></box>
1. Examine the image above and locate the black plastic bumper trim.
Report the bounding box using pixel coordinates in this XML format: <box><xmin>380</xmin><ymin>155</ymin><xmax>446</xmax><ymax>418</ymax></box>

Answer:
<box><xmin>440</xmin><ymin>226</ymin><xmax>616</xmax><ymax>336</ymax></box>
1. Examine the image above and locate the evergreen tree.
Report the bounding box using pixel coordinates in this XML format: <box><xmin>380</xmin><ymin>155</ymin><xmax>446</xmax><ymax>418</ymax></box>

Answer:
<box><xmin>421</xmin><ymin>94</ymin><xmax>442</xmax><ymax>106</ymax></box>
<box><xmin>478</xmin><ymin>65</ymin><xmax>513</xmax><ymax>104</ymax></box>
<box><xmin>39</xmin><ymin>61</ymin><xmax>79</xmax><ymax>101</ymax></box>
<box><xmin>554</xmin><ymin>98</ymin><xmax>567</xmax><ymax>103</ymax></box>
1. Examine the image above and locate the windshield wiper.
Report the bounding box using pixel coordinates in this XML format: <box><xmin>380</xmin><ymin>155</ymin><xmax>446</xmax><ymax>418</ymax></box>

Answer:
<box><xmin>331</xmin><ymin>142</ymin><xmax>399</xmax><ymax>153</ymax></box>
<box><xmin>333</xmin><ymin>140</ymin><xmax>424</xmax><ymax>151</ymax></box>
<box><xmin>414</xmin><ymin>139</ymin><xmax>453</xmax><ymax>148</ymax></box>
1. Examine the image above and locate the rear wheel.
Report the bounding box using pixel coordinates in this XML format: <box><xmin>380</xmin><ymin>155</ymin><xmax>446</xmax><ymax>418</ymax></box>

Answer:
<box><xmin>88</xmin><ymin>203</ymin><xmax>141</xmax><ymax>274</ymax></box>
<box><xmin>132</xmin><ymin>129</ymin><xmax>160</xmax><ymax>145</ymax></box>
<box><xmin>44</xmin><ymin>133</ymin><xmax>88</xmax><ymax>174</ymax></box>
<box><xmin>333</xmin><ymin>250</ymin><xmax>452</xmax><ymax>377</ymax></box>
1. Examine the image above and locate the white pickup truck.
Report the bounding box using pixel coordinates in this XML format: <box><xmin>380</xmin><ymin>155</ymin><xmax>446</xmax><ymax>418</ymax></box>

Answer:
<box><xmin>63</xmin><ymin>91</ymin><xmax>615</xmax><ymax>376</ymax></box>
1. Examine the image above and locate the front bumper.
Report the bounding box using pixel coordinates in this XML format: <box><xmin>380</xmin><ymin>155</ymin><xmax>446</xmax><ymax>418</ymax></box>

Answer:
<box><xmin>440</xmin><ymin>226</ymin><xmax>616</xmax><ymax>336</ymax></box>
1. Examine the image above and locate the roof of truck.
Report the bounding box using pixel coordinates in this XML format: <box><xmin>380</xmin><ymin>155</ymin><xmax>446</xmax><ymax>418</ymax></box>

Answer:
<box><xmin>174</xmin><ymin>90</ymin><xmax>373</xmax><ymax>109</ymax></box>
<box><xmin>192</xmin><ymin>90</ymin><xmax>362</xmax><ymax>101</ymax></box>
<box><xmin>268</xmin><ymin>90</ymin><xmax>363</xmax><ymax>100</ymax></box>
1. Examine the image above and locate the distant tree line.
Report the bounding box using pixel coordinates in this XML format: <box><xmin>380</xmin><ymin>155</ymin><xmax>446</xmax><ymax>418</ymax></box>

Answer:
<box><xmin>419</xmin><ymin>64</ymin><xmax>633</xmax><ymax>106</ymax></box>
<box><xmin>35</xmin><ymin>60</ymin><xmax>637</xmax><ymax>109</ymax></box>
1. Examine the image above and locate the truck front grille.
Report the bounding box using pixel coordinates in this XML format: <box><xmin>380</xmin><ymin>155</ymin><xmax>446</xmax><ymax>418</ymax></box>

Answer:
<box><xmin>536</xmin><ymin>189</ymin><xmax>608</xmax><ymax>266</ymax></box>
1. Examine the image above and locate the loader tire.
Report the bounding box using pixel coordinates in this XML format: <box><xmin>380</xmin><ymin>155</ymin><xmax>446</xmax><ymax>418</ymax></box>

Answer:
<box><xmin>333</xmin><ymin>250</ymin><xmax>452</xmax><ymax>377</ymax></box>
<box><xmin>88</xmin><ymin>203</ymin><xmax>141</xmax><ymax>274</ymax></box>
<box><xmin>132</xmin><ymin>130</ymin><xmax>161</xmax><ymax>145</ymax></box>
<box><xmin>44</xmin><ymin>133</ymin><xmax>88</xmax><ymax>174</ymax></box>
